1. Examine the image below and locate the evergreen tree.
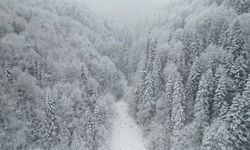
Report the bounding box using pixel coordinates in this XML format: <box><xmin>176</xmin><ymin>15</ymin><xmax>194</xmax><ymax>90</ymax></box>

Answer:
<box><xmin>133</xmin><ymin>39</ymin><xmax>155</xmax><ymax>116</ymax></box>
<box><xmin>3</xmin><ymin>61</ymin><xmax>12</xmax><ymax>83</ymax></box>
<box><xmin>42</xmin><ymin>88</ymin><xmax>59</xmax><ymax>148</ymax></box>
<box><xmin>137</xmin><ymin>72</ymin><xmax>156</xmax><ymax>128</ymax></box>
<box><xmin>37</xmin><ymin>60</ymin><xmax>44</xmax><ymax>87</ymax></box>
<box><xmin>78</xmin><ymin>65</ymin><xmax>99</xmax><ymax>149</ymax></box>
<box><xmin>202</xmin><ymin>78</ymin><xmax>250</xmax><ymax>150</ymax></box>
<box><xmin>223</xmin><ymin>20</ymin><xmax>248</xmax><ymax>94</ymax></box>
<box><xmin>230</xmin><ymin>55</ymin><xmax>248</xmax><ymax>93</ymax></box>
<box><xmin>170</xmin><ymin>73</ymin><xmax>186</xmax><ymax>150</ymax></box>
<box><xmin>83</xmin><ymin>107</ymin><xmax>97</xmax><ymax>150</ymax></box>
<box><xmin>240</xmin><ymin>75</ymin><xmax>250</xmax><ymax>147</ymax></box>
<box><xmin>224</xmin><ymin>21</ymin><xmax>246</xmax><ymax>59</ymax></box>
<box><xmin>136</xmin><ymin>39</ymin><xmax>163</xmax><ymax>129</ymax></box>
<box><xmin>156</xmin><ymin>73</ymin><xmax>175</xmax><ymax>128</ymax></box>
<box><xmin>171</xmin><ymin>72</ymin><xmax>185</xmax><ymax>131</ymax></box>
<box><xmin>193</xmin><ymin>73</ymin><xmax>211</xmax><ymax>145</ymax></box>
<box><xmin>223</xmin><ymin>76</ymin><xmax>250</xmax><ymax>149</ymax></box>
<box><xmin>224</xmin><ymin>93</ymin><xmax>250</xmax><ymax>150</ymax></box>
<box><xmin>219</xmin><ymin>22</ymin><xmax>230</xmax><ymax>46</ymax></box>
<box><xmin>58</xmin><ymin>120</ymin><xmax>72</xmax><ymax>150</ymax></box>
<box><xmin>213</xmin><ymin>72</ymin><xmax>229</xmax><ymax>118</ymax></box>
<box><xmin>185</xmin><ymin>58</ymin><xmax>203</xmax><ymax>121</ymax></box>
<box><xmin>182</xmin><ymin>30</ymin><xmax>202</xmax><ymax>64</ymax></box>
<box><xmin>151</xmin><ymin>57</ymin><xmax>164</xmax><ymax>98</ymax></box>
<box><xmin>201</xmin><ymin>119</ymin><xmax>230</xmax><ymax>150</ymax></box>
<box><xmin>26</xmin><ymin>112</ymin><xmax>42</xmax><ymax>145</ymax></box>
<box><xmin>205</xmin><ymin>69</ymin><xmax>217</xmax><ymax>120</ymax></box>
<box><xmin>81</xmin><ymin>65</ymin><xmax>88</xmax><ymax>99</ymax></box>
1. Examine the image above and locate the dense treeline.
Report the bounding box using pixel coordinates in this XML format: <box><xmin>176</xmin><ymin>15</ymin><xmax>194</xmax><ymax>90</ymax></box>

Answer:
<box><xmin>128</xmin><ymin>0</ymin><xmax>250</xmax><ymax>150</ymax></box>
<box><xmin>1</xmin><ymin>0</ymin><xmax>250</xmax><ymax>149</ymax></box>
<box><xmin>0</xmin><ymin>0</ymin><xmax>125</xmax><ymax>149</ymax></box>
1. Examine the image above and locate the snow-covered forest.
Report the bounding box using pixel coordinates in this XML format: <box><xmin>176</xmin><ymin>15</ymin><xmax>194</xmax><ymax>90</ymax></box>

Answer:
<box><xmin>0</xmin><ymin>0</ymin><xmax>250</xmax><ymax>150</ymax></box>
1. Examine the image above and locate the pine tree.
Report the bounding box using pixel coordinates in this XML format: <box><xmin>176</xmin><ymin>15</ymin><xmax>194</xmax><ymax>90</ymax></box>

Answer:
<box><xmin>136</xmin><ymin>39</ymin><xmax>163</xmax><ymax>129</ymax></box>
<box><xmin>205</xmin><ymin>69</ymin><xmax>217</xmax><ymax>120</ymax></box>
<box><xmin>223</xmin><ymin>20</ymin><xmax>248</xmax><ymax>94</ymax></box>
<box><xmin>81</xmin><ymin>64</ymin><xmax>97</xmax><ymax>112</ymax></box>
<box><xmin>3</xmin><ymin>61</ymin><xmax>12</xmax><ymax>83</ymax></box>
<box><xmin>241</xmin><ymin>75</ymin><xmax>250</xmax><ymax>148</ymax></box>
<box><xmin>42</xmin><ymin>88</ymin><xmax>59</xmax><ymax>148</ymax></box>
<box><xmin>224</xmin><ymin>20</ymin><xmax>246</xmax><ymax>61</ymax></box>
<box><xmin>59</xmin><ymin>120</ymin><xmax>71</xmax><ymax>149</ymax></box>
<box><xmin>225</xmin><ymin>93</ymin><xmax>250</xmax><ymax>150</ymax></box>
<box><xmin>156</xmin><ymin>73</ymin><xmax>175</xmax><ymax>128</ymax></box>
<box><xmin>171</xmin><ymin>73</ymin><xmax>185</xmax><ymax>131</ymax></box>
<box><xmin>213</xmin><ymin>72</ymin><xmax>229</xmax><ymax>118</ymax></box>
<box><xmin>201</xmin><ymin>119</ymin><xmax>230</xmax><ymax>150</ymax></box>
<box><xmin>137</xmin><ymin>72</ymin><xmax>156</xmax><ymax>128</ymax></box>
<box><xmin>26</xmin><ymin>112</ymin><xmax>43</xmax><ymax>144</ymax></box>
<box><xmin>219</xmin><ymin>22</ymin><xmax>230</xmax><ymax>46</ymax></box>
<box><xmin>185</xmin><ymin>58</ymin><xmax>203</xmax><ymax>121</ymax></box>
<box><xmin>224</xmin><ymin>76</ymin><xmax>250</xmax><ymax>149</ymax></box>
<box><xmin>230</xmin><ymin>55</ymin><xmax>248</xmax><ymax>93</ymax></box>
<box><xmin>151</xmin><ymin>57</ymin><xmax>164</xmax><ymax>98</ymax></box>
<box><xmin>37</xmin><ymin>60</ymin><xmax>44</xmax><ymax>87</ymax></box>
<box><xmin>83</xmin><ymin>107</ymin><xmax>97</xmax><ymax>150</ymax></box>
<box><xmin>170</xmin><ymin>73</ymin><xmax>186</xmax><ymax>150</ymax></box>
<box><xmin>193</xmin><ymin>73</ymin><xmax>211</xmax><ymax>145</ymax></box>
<box><xmin>78</xmin><ymin>66</ymin><xmax>98</xmax><ymax>149</ymax></box>
<box><xmin>202</xmin><ymin>78</ymin><xmax>250</xmax><ymax>150</ymax></box>
<box><xmin>81</xmin><ymin>65</ymin><xmax>88</xmax><ymax>100</ymax></box>
<box><xmin>182</xmin><ymin>30</ymin><xmax>202</xmax><ymax>64</ymax></box>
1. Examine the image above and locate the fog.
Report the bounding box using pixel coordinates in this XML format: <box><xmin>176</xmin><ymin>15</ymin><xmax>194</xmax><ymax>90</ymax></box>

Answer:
<box><xmin>80</xmin><ymin>0</ymin><xmax>168</xmax><ymax>22</ymax></box>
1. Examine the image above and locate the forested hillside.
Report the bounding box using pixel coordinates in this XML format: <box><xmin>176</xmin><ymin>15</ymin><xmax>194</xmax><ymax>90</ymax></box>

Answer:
<box><xmin>127</xmin><ymin>0</ymin><xmax>250</xmax><ymax>150</ymax></box>
<box><xmin>0</xmin><ymin>0</ymin><xmax>125</xmax><ymax>149</ymax></box>
<box><xmin>1</xmin><ymin>0</ymin><xmax>250</xmax><ymax>150</ymax></box>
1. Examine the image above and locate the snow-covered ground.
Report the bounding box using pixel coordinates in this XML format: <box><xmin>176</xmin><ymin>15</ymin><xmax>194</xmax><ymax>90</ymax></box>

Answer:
<box><xmin>110</xmin><ymin>101</ymin><xmax>147</xmax><ymax>150</ymax></box>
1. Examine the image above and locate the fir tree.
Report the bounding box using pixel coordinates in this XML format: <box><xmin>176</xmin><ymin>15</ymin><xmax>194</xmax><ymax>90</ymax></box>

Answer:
<box><xmin>42</xmin><ymin>88</ymin><xmax>59</xmax><ymax>148</ymax></box>
<box><xmin>170</xmin><ymin>73</ymin><xmax>186</xmax><ymax>150</ymax></box>
<box><xmin>201</xmin><ymin>119</ymin><xmax>230</xmax><ymax>150</ymax></box>
<box><xmin>213</xmin><ymin>72</ymin><xmax>229</xmax><ymax>118</ymax></box>
<box><xmin>137</xmin><ymin>72</ymin><xmax>156</xmax><ymax>128</ymax></box>
<box><xmin>83</xmin><ymin>107</ymin><xmax>97</xmax><ymax>150</ymax></box>
<box><xmin>185</xmin><ymin>57</ymin><xmax>203</xmax><ymax>121</ymax></box>
<box><xmin>156</xmin><ymin>73</ymin><xmax>175</xmax><ymax>128</ymax></box>
<box><xmin>205</xmin><ymin>69</ymin><xmax>217</xmax><ymax>120</ymax></box>
<box><xmin>81</xmin><ymin>64</ymin><xmax>88</xmax><ymax>100</ymax></box>
<box><xmin>136</xmin><ymin>39</ymin><xmax>163</xmax><ymax>129</ymax></box>
<box><xmin>171</xmin><ymin>72</ymin><xmax>185</xmax><ymax>131</ymax></box>
<box><xmin>3</xmin><ymin>61</ymin><xmax>12</xmax><ymax>83</ymax></box>
<box><xmin>26</xmin><ymin>112</ymin><xmax>42</xmax><ymax>144</ymax></box>
<box><xmin>182</xmin><ymin>30</ymin><xmax>202</xmax><ymax>64</ymax></box>
<box><xmin>193</xmin><ymin>73</ymin><xmax>211</xmax><ymax>145</ymax></box>
<box><xmin>230</xmin><ymin>55</ymin><xmax>248</xmax><ymax>93</ymax></box>
<box><xmin>223</xmin><ymin>20</ymin><xmax>248</xmax><ymax>94</ymax></box>
<box><xmin>224</xmin><ymin>20</ymin><xmax>246</xmax><ymax>59</ymax></box>
<box><xmin>224</xmin><ymin>76</ymin><xmax>250</xmax><ymax>149</ymax></box>
<box><xmin>225</xmin><ymin>93</ymin><xmax>250</xmax><ymax>150</ymax></box>
<box><xmin>151</xmin><ymin>56</ymin><xmax>164</xmax><ymax>98</ymax></box>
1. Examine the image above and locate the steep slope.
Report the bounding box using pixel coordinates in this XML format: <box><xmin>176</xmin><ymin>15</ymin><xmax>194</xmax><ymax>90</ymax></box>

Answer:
<box><xmin>0</xmin><ymin>0</ymin><xmax>124</xmax><ymax>149</ymax></box>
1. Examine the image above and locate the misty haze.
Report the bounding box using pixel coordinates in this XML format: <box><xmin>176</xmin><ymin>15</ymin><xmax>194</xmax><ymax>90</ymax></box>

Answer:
<box><xmin>0</xmin><ymin>0</ymin><xmax>250</xmax><ymax>150</ymax></box>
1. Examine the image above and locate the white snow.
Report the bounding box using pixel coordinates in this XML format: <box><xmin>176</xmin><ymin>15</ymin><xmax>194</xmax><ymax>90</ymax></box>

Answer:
<box><xmin>110</xmin><ymin>101</ymin><xmax>147</xmax><ymax>150</ymax></box>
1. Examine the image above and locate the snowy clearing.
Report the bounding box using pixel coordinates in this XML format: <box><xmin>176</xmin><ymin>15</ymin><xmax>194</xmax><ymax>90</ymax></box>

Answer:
<box><xmin>110</xmin><ymin>101</ymin><xmax>147</xmax><ymax>150</ymax></box>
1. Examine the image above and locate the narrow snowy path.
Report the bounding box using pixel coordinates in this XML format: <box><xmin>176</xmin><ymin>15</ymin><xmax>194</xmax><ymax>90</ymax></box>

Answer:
<box><xmin>110</xmin><ymin>101</ymin><xmax>147</xmax><ymax>150</ymax></box>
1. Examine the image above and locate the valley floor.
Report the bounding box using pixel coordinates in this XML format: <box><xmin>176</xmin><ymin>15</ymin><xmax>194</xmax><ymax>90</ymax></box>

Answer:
<box><xmin>110</xmin><ymin>101</ymin><xmax>146</xmax><ymax>150</ymax></box>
